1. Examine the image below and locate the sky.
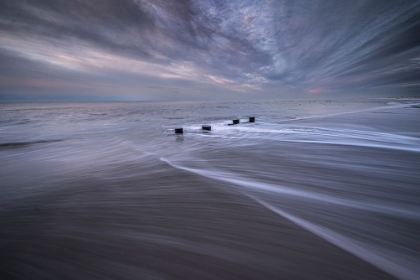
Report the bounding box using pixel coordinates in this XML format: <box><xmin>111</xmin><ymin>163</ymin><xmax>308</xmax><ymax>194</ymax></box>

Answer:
<box><xmin>0</xmin><ymin>0</ymin><xmax>420</xmax><ymax>102</ymax></box>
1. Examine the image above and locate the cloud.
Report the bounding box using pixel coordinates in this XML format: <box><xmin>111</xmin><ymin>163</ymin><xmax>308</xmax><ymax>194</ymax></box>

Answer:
<box><xmin>0</xmin><ymin>0</ymin><xmax>420</xmax><ymax>101</ymax></box>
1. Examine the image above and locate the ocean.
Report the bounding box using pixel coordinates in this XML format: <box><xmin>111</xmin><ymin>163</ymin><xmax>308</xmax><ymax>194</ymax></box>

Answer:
<box><xmin>0</xmin><ymin>98</ymin><xmax>419</xmax><ymax>280</ymax></box>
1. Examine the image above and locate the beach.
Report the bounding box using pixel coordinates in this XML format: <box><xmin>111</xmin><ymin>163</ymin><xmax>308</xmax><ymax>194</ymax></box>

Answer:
<box><xmin>0</xmin><ymin>99</ymin><xmax>419</xmax><ymax>279</ymax></box>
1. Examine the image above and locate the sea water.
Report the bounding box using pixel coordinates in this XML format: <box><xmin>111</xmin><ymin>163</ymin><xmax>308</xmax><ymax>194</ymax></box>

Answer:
<box><xmin>0</xmin><ymin>99</ymin><xmax>419</xmax><ymax>279</ymax></box>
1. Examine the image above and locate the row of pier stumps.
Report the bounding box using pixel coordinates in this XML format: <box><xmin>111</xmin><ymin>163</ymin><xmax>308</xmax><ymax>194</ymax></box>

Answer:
<box><xmin>174</xmin><ymin>116</ymin><xmax>255</xmax><ymax>134</ymax></box>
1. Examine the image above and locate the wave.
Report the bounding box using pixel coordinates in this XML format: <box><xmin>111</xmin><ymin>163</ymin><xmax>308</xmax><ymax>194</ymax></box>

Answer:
<box><xmin>250</xmin><ymin>197</ymin><xmax>419</xmax><ymax>280</ymax></box>
<box><xmin>160</xmin><ymin>157</ymin><xmax>420</xmax><ymax>280</ymax></box>
<box><xmin>160</xmin><ymin>158</ymin><xmax>419</xmax><ymax>220</ymax></box>
<box><xmin>275</xmin><ymin>102</ymin><xmax>416</xmax><ymax>123</ymax></box>
<box><xmin>0</xmin><ymin>139</ymin><xmax>64</xmax><ymax>148</ymax></box>
<box><xmin>183</xmin><ymin>121</ymin><xmax>420</xmax><ymax>153</ymax></box>
<box><xmin>3</xmin><ymin>107</ymin><xmax>78</xmax><ymax>112</ymax></box>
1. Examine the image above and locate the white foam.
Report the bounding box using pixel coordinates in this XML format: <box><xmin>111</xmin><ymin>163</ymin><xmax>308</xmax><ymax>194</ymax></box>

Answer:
<box><xmin>160</xmin><ymin>157</ymin><xmax>420</xmax><ymax>280</ymax></box>
<box><xmin>249</xmin><ymin>196</ymin><xmax>420</xmax><ymax>280</ymax></box>
<box><xmin>279</xmin><ymin>102</ymin><xmax>414</xmax><ymax>123</ymax></box>
<box><xmin>160</xmin><ymin>158</ymin><xmax>419</xmax><ymax>221</ymax></box>
<box><xmin>182</xmin><ymin>116</ymin><xmax>420</xmax><ymax>154</ymax></box>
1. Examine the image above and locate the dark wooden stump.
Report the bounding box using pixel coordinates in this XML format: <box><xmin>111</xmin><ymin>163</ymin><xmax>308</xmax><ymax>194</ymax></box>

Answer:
<box><xmin>232</xmin><ymin>119</ymin><xmax>240</xmax><ymax>125</ymax></box>
<box><xmin>249</xmin><ymin>117</ymin><xmax>255</xmax><ymax>123</ymax></box>
<box><xmin>202</xmin><ymin>125</ymin><xmax>211</xmax><ymax>131</ymax></box>
<box><xmin>174</xmin><ymin>128</ymin><xmax>183</xmax><ymax>134</ymax></box>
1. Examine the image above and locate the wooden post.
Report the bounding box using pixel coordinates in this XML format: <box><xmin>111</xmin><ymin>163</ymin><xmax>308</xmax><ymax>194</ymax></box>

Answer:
<box><xmin>175</xmin><ymin>128</ymin><xmax>183</xmax><ymax>134</ymax></box>
<box><xmin>249</xmin><ymin>117</ymin><xmax>255</xmax><ymax>123</ymax></box>
<box><xmin>232</xmin><ymin>119</ymin><xmax>240</xmax><ymax>125</ymax></box>
<box><xmin>202</xmin><ymin>125</ymin><xmax>211</xmax><ymax>131</ymax></box>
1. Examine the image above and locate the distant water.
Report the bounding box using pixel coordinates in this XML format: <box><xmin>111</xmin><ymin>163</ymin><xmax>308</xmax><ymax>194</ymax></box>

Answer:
<box><xmin>0</xmin><ymin>99</ymin><xmax>419</xmax><ymax>280</ymax></box>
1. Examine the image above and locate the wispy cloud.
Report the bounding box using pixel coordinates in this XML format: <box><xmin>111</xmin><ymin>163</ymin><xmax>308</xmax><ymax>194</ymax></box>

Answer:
<box><xmin>1</xmin><ymin>0</ymin><xmax>419</xmax><ymax>101</ymax></box>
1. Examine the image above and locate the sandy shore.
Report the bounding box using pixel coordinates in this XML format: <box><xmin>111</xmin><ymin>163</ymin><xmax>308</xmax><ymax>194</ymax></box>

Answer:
<box><xmin>0</xmin><ymin>160</ymin><xmax>397</xmax><ymax>279</ymax></box>
<box><xmin>2</xmin><ymin>101</ymin><xmax>419</xmax><ymax>279</ymax></box>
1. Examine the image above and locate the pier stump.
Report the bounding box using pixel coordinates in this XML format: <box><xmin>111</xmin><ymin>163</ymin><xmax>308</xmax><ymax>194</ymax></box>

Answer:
<box><xmin>249</xmin><ymin>117</ymin><xmax>255</xmax><ymax>123</ymax></box>
<box><xmin>175</xmin><ymin>128</ymin><xmax>183</xmax><ymax>134</ymax></box>
<box><xmin>202</xmin><ymin>125</ymin><xmax>211</xmax><ymax>131</ymax></box>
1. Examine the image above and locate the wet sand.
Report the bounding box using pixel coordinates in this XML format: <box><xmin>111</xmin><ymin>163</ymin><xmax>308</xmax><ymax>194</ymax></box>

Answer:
<box><xmin>0</xmin><ymin>160</ymin><xmax>397</xmax><ymax>279</ymax></box>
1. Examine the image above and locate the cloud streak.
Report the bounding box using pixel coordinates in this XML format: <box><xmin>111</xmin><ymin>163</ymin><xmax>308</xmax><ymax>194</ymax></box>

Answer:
<box><xmin>1</xmin><ymin>0</ymin><xmax>420</xmax><ymax>101</ymax></box>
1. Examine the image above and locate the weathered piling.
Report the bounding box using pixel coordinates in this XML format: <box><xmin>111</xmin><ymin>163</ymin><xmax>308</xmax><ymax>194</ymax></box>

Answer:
<box><xmin>174</xmin><ymin>128</ymin><xmax>183</xmax><ymax>134</ymax></box>
<box><xmin>249</xmin><ymin>116</ymin><xmax>255</xmax><ymax>123</ymax></box>
<box><xmin>233</xmin><ymin>119</ymin><xmax>240</xmax><ymax>125</ymax></box>
<box><xmin>202</xmin><ymin>125</ymin><xmax>211</xmax><ymax>131</ymax></box>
